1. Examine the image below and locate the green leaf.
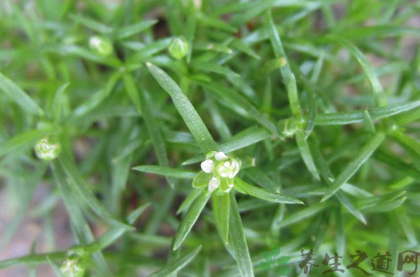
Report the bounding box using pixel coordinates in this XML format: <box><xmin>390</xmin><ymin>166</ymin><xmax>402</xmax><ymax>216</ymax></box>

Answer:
<box><xmin>47</xmin><ymin>257</ymin><xmax>65</xmax><ymax>277</ymax></box>
<box><xmin>315</xmin><ymin>101</ymin><xmax>420</xmax><ymax>125</ymax></box>
<box><xmin>115</xmin><ymin>20</ymin><xmax>157</xmax><ymax>40</ymax></box>
<box><xmin>0</xmin><ymin>71</ymin><xmax>43</xmax><ymax>116</ymax></box>
<box><xmin>182</xmin><ymin>126</ymin><xmax>270</xmax><ymax>165</ymax></box>
<box><xmin>321</xmin><ymin>132</ymin><xmax>386</xmax><ymax>202</ymax></box>
<box><xmin>363</xmin><ymin>110</ymin><xmax>376</xmax><ymax>133</ymax></box>
<box><xmin>51</xmin><ymin>83</ymin><xmax>70</xmax><ymax>122</ymax></box>
<box><xmin>230</xmin><ymin>39</ymin><xmax>260</xmax><ymax>59</ymax></box>
<box><xmin>390</xmin><ymin>129</ymin><xmax>420</xmax><ymax>158</ymax></box>
<box><xmin>0</xmin><ymin>251</ymin><xmax>66</xmax><ymax>269</ymax></box>
<box><xmin>51</xmin><ymin>160</ymin><xmax>112</xmax><ymax>275</ymax></box>
<box><xmin>177</xmin><ymin>189</ymin><xmax>203</xmax><ymax>215</ymax></box>
<box><xmin>260</xmin><ymin>261</ymin><xmax>272</xmax><ymax>271</ymax></box>
<box><xmin>263</xmin><ymin>252</ymin><xmax>272</xmax><ymax>263</ymax></box>
<box><xmin>276</xmin><ymin>256</ymin><xmax>290</xmax><ymax>266</ymax></box>
<box><xmin>275</xmin><ymin>203</ymin><xmax>328</xmax><ymax>228</ymax></box>
<box><xmin>57</xmin><ymin>45</ymin><xmax>121</xmax><ymax>67</ymax></box>
<box><xmin>264</xmin><ymin>11</ymin><xmax>301</xmax><ymax>116</ymax></box>
<box><xmin>341</xmin><ymin>25</ymin><xmax>420</xmax><ymax>40</ymax></box>
<box><xmin>137</xmin><ymin>81</ymin><xmax>177</xmax><ymax>188</ymax></box>
<box><xmin>71</xmin><ymin>71</ymin><xmax>122</xmax><ymax>119</ymax></box>
<box><xmin>149</xmin><ymin>246</ymin><xmax>202</xmax><ymax>277</ymax></box>
<box><xmin>147</xmin><ymin>63</ymin><xmax>217</xmax><ymax>153</ymax></box>
<box><xmin>127</xmin><ymin>203</ymin><xmax>150</xmax><ymax>225</ymax></box>
<box><xmin>70</xmin><ymin>14</ymin><xmax>112</xmax><ymax>33</ymax></box>
<box><xmin>58</xmin><ymin>154</ymin><xmax>133</xmax><ymax>230</ymax></box>
<box><xmin>271</xmin><ymin>246</ymin><xmax>281</xmax><ymax>257</ymax></box>
<box><xmin>235</xmin><ymin>178</ymin><xmax>304</xmax><ymax>205</ymax></box>
<box><xmin>359</xmin><ymin>192</ymin><xmax>407</xmax><ymax>213</ymax></box>
<box><xmin>192</xmin><ymin>171</ymin><xmax>212</xmax><ymax>189</ymax></box>
<box><xmin>276</xmin><ymin>266</ymin><xmax>292</xmax><ymax>276</ymax></box>
<box><xmin>295</xmin><ymin>130</ymin><xmax>320</xmax><ymax>180</ymax></box>
<box><xmin>326</xmin><ymin>35</ymin><xmax>387</xmax><ymax>107</ymax></box>
<box><xmin>133</xmin><ymin>165</ymin><xmax>197</xmax><ymax>179</ymax></box>
<box><xmin>197</xmin><ymin>14</ymin><xmax>237</xmax><ymax>33</ymax></box>
<box><xmin>309</xmin><ymin>138</ymin><xmax>367</xmax><ymax>224</ymax></box>
<box><xmin>219</xmin><ymin>193</ymin><xmax>230</xmax><ymax>244</ymax></box>
<box><xmin>173</xmin><ymin>190</ymin><xmax>211</xmax><ymax>250</ymax></box>
<box><xmin>128</xmin><ymin>38</ymin><xmax>172</xmax><ymax>63</ymax></box>
<box><xmin>229</xmin><ymin>193</ymin><xmax>254</xmax><ymax>277</ymax></box>
<box><xmin>122</xmin><ymin>73</ymin><xmax>142</xmax><ymax>113</ymax></box>
<box><xmin>0</xmin><ymin>129</ymin><xmax>50</xmax><ymax>158</ymax></box>
<box><xmin>200</xmin><ymin>82</ymin><xmax>278</xmax><ymax>135</ymax></box>
<box><xmin>191</xmin><ymin>61</ymin><xmax>240</xmax><ymax>78</ymax></box>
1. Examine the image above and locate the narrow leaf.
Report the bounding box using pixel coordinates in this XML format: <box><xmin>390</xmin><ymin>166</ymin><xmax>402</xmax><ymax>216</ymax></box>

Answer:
<box><xmin>235</xmin><ymin>178</ymin><xmax>304</xmax><ymax>204</ymax></box>
<box><xmin>0</xmin><ymin>71</ymin><xmax>43</xmax><ymax>116</ymax></box>
<box><xmin>295</xmin><ymin>130</ymin><xmax>320</xmax><ymax>180</ymax></box>
<box><xmin>321</xmin><ymin>132</ymin><xmax>386</xmax><ymax>202</ymax></box>
<box><xmin>149</xmin><ymin>246</ymin><xmax>202</xmax><ymax>277</ymax></box>
<box><xmin>229</xmin><ymin>193</ymin><xmax>254</xmax><ymax>277</ymax></box>
<box><xmin>133</xmin><ymin>165</ymin><xmax>197</xmax><ymax>179</ymax></box>
<box><xmin>115</xmin><ymin>20</ymin><xmax>157</xmax><ymax>40</ymax></box>
<box><xmin>173</xmin><ymin>190</ymin><xmax>211</xmax><ymax>250</ymax></box>
<box><xmin>147</xmin><ymin>63</ymin><xmax>217</xmax><ymax>153</ymax></box>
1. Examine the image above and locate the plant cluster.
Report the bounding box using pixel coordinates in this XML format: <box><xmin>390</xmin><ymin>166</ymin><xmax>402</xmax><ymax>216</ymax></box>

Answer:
<box><xmin>0</xmin><ymin>0</ymin><xmax>419</xmax><ymax>276</ymax></box>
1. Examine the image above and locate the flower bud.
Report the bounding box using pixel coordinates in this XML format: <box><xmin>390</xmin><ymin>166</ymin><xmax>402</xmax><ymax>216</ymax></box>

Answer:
<box><xmin>278</xmin><ymin>118</ymin><xmax>299</xmax><ymax>138</ymax></box>
<box><xmin>168</xmin><ymin>37</ymin><xmax>189</xmax><ymax>60</ymax></box>
<box><xmin>34</xmin><ymin>137</ymin><xmax>62</xmax><ymax>160</ymax></box>
<box><xmin>60</xmin><ymin>256</ymin><xmax>86</xmax><ymax>277</ymax></box>
<box><xmin>89</xmin><ymin>36</ymin><xmax>113</xmax><ymax>56</ymax></box>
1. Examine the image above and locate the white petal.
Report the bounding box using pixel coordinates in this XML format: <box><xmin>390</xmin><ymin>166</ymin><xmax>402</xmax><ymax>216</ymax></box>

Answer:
<box><xmin>218</xmin><ymin>165</ymin><xmax>229</xmax><ymax>177</ymax></box>
<box><xmin>208</xmin><ymin>177</ymin><xmax>220</xmax><ymax>192</ymax></box>
<box><xmin>224</xmin><ymin>161</ymin><xmax>231</xmax><ymax>167</ymax></box>
<box><xmin>201</xmin><ymin>159</ymin><xmax>214</xmax><ymax>173</ymax></box>
<box><xmin>215</xmin><ymin>152</ymin><xmax>228</xmax><ymax>161</ymax></box>
<box><xmin>229</xmin><ymin>160</ymin><xmax>239</xmax><ymax>178</ymax></box>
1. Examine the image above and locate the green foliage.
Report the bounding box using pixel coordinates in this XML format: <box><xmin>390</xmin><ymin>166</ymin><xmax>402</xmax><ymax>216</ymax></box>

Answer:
<box><xmin>0</xmin><ymin>0</ymin><xmax>419</xmax><ymax>276</ymax></box>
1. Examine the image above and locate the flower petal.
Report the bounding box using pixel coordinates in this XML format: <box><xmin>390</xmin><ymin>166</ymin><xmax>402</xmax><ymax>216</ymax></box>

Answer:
<box><xmin>208</xmin><ymin>177</ymin><xmax>220</xmax><ymax>192</ymax></box>
<box><xmin>201</xmin><ymin>159</ymin><xmax>214</xmax><ymax>173</ymax></box>
<box><xmin>215</xmin><ymin>152</ymin><xmax>228</xmax><ymax>161</ymax></box>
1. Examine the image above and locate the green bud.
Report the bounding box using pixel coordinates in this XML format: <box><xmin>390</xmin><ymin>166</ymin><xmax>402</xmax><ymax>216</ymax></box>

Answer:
<box><xmin>278</xmin><ymin>118</ymin><xmax>299</xmax><ymax>138</ymax></box>
<box><xmin>168</xmin><ymin>37</ymin><xmax>189</xmax><ymax>60</ymax></box>
<box><xmin>34</xmin><ymin>137</ymin><xmax>62</xmax><ymax>160</ymax></box>
<box><xmin>89</xmin><ymin>36</ymin><xmax>113</xmax><ymax>56</ymax></box>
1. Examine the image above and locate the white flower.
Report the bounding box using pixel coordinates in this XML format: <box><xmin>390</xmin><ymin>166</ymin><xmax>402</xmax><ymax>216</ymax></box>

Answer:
<box><xmin>215</xmin><ymin>152</ymin><xmax>228</xmax><ymax>161</ymax></box>
<box><xmin>217</xmin><ymin>160</ymin><xmax>240</xmax><ymax>179</ymax></box>
<box><xmin>200</xmin><ymin>159</ymin><xmax>214</xmax><ymax>173</ymax></box>
<box><xmin>194</xmin><ymin>151</ymin><xmax>241</xmax><ymax>194</ymax></box>
<box><xmin>34</xmin><ymin>138</ymin><xmax>62</xmax><ymax>160</ymax></box>
<box><xmin>61</xmin><ymin>258</ymin><xmax>84</xmax><ymax>277</ymax></box>
<box><xmin>208</xmin><ymin>177</ymin><xmax>220</xmax><ymax>192</ymax></box>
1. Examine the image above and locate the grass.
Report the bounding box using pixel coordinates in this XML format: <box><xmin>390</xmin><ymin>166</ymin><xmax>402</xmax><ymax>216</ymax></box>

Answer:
<box><xmin>0</xmin><ymin>0</ymin><xmax>419</xmax><ymax>276</ymax></box>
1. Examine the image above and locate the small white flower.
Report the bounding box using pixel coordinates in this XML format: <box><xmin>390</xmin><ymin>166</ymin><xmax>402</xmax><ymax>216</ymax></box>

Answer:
<box><xmin>215</xmin><ymin>152</ymin><xmax>228</xmax><ymax>161</ymax></box>
<box><xmin>35</xmin><ymin>138</ymin><xmax>62</xmax><ymax>160</ymax></box>
<box><xmin>208</xmin><ymin>177</ymin><xmax>220</xmax><ymax>192</ymax></box>
<box><xmin>61</xmin><ymin>259</ymin><xmax>84</xmax><ymax>277</ymax></box>
<box><xmin>200</xmin><ymin>159</ymin><xmax>214</xmax><ymax>173</ymax></box>
<box><xmin>89</xmin><ymin>37</ymin><xmax>101</xmax><ymax>49</ymax></box>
